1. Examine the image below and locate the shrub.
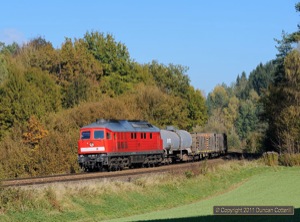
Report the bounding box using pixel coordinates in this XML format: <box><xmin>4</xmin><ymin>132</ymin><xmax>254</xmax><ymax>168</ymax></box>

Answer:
<box><xmin>199</xmin><ymin>158</ymin><xmax>209</xmax><ymax>175</ymax></box>
<box><xmin>184</xmin><ymin>170</ymin><xmax>194</xmax><ymax>179</ymax></box>
<box><xmin>0</xmin><ymin>187</ymin><xmax>35</xmax><ymax>212</ymax></box>
<box><xmin>44</xmin><ymin>187</ymin><xmax>62</xmax><ymax>211</ymax></box>
<box><xmin>279</xmin><ymin>153</ymin><xmax>300</xmax><ymax>166</ymax></box>
<box><xmin>262</xmin><ymin>152</ymin><xmax>278</xmax><ymax>166</ymax></box>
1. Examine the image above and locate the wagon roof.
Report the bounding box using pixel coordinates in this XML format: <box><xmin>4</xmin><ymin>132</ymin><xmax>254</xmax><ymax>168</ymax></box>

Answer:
<box><xmin>81</xmin><ymin>119</ymin><xmax>160</xmax><ymax>132</ymax></box>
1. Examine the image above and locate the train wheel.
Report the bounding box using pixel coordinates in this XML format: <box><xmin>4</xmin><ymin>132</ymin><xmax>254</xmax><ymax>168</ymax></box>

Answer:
<box><xmin>118</xmin><ymin>157</ymin><xmax>124</xmax><ymax>170</ymax></box>
<box><xmin>123</xmin><ymin>158</ymin><xmax>130</xmax><ymax>168</ymax></box>
<box><xmin>109</xmin><ymin>158</ymin><xmax>118</xmax><ymax>171</ymax></box>
<box><xmin>84</xmin><ymin>167</ymin><xmax>89</xmax><ymax>172</ymax></box>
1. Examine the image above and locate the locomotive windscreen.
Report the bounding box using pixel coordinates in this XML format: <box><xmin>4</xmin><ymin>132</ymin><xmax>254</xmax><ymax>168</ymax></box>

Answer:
<box><xmin>81</xmin><ymin>131</ymin><xmax>90</xmax><ymax>139</ymax></box>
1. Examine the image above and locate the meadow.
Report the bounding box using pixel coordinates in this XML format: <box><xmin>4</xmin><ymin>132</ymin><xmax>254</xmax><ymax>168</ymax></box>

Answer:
<box><xmin>109</xmin><ymin>165</ymin><xmax>300</xmax><ymax>222</ymax></box>
<box><xmin>0</xmin><ymin>160</ymin><xmax>299</xmax><ymax>222</ymax></box>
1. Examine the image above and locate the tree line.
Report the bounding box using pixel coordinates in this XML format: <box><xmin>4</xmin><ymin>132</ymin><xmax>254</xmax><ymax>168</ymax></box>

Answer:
<box><xmin>199</xmin><ymin>3</ymin><xmax>300</xmax><ymax>156</ymax></box>
<box><xmin>0</xmin><ymin>3</ymin><xmax>300</xmax><ymax>178</ymax></box>
<box><xmin>0</xmin><ymin>32</ymin><xmax>207</xmax><ymax>178</ymax></box>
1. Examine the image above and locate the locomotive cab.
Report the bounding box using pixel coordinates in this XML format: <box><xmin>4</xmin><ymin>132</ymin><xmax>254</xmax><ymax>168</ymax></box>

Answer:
<box><xmin>78</xmin><ymin>128</ymin><xmax>113</xmax><ymax>154</ymax></box>
<box><xmin>78</xmin><ymin>127</ymin><xmax>115</xmax><ymax>171</ymax></box>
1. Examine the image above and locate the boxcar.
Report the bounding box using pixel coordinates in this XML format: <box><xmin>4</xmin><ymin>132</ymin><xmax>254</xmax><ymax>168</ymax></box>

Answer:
<box><xmin>191</xmin><ymin>133</ymin><xmax>227</xmax><ymax>158</ymax></box>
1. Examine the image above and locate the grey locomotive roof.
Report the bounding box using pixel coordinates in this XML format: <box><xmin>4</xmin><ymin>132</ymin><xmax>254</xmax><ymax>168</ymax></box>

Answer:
<box><xmin>81</xmin><ymin>119</ymin><xmax>160</xmax><ymax>132</ymax></box>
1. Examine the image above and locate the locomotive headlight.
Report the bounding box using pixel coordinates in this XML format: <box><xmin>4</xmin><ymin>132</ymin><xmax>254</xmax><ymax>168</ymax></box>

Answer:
<box><xmin>90</xmin><ymin>142</ymin><xmax>94</xmax><ymax>147</ymax></box>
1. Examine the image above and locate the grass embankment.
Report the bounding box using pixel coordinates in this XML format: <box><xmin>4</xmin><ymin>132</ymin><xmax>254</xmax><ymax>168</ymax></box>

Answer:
<box><xmin>111</xmin><ymin>166</ymin><xmax>300</xmax><ymax>222</ymax></box>
<box><xmin>0</xmin><ymin>161</ymin><xmax>298</xmax><ymax>222</ymax></box>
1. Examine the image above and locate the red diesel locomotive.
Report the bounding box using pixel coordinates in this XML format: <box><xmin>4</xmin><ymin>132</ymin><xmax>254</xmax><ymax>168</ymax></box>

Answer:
<box><xmin>78</xmin><ymin>119</ymin><xmax>164</xmax><ymax>171</ymax></box>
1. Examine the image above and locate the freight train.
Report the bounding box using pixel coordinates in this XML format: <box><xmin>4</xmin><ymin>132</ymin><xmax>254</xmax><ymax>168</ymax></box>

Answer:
<box><xmin>78</xmin><ymin>119</ymin><xmax>227</xmax><ymax>171</ymax></box>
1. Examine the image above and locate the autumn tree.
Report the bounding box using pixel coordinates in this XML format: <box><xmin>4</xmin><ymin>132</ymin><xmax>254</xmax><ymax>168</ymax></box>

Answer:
<box><xmin>205</xmin><ymin>75</ymin><xmax>267</xmax><ymax>151</ymax></box>
<box><xmin>20</xmin><ymin>37</ymin><xmax>58</xmax><ymax>73</ymax></box>
<box><xmin>223</xmin><ymin>96</ymin><xmax>239</xmax><ymax>130</ymax></box>
<box><xmin>186</xmin><ymin>86</ymin><xmax>208</xmax><ymax>129</ymax></box>
<box><xmin>22</xmin><ymin>115</ymin><xmax>48</xmax><ymax>148</ymax></box>
<box><xmin>206</xmin><ymin>85</ymin><xmax>229</xmax><ymax>114</ymax></box>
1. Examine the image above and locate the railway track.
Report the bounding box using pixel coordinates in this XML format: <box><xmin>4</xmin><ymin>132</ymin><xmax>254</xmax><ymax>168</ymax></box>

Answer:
<box><xmin>1</xmin><ymin>152</ymin><xmax>253</xmax><ymax>188</ymax></box>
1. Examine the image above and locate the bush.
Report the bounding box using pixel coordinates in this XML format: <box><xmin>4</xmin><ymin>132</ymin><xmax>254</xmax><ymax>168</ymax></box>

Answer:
<box><xmin>200</xmin><ymin>158</ymin><xmax>208</xmax><ymax>175</ymax></box>
<box><xmin>184</xmin><ymin>170</ymin><xmax>194</xmax><ymax>179</ymax></box>
<box><xmin>245</xmin><ymin>132</ymin><xmax>264</xmax><ymax>153</ymax></box>
<box><xmin>0</xmin><ymin>187</ymin><xmax>35</xmax><ymax>212</ymax></box>
<box><xmin>279</xmin><ymin>153</ymin><xmax>300</xmax><ymax>166</ymax></box>
<box><xmin>262</xmin><ymin>152</ymin><xmax>278</xmax><ymax>166</ymax></box>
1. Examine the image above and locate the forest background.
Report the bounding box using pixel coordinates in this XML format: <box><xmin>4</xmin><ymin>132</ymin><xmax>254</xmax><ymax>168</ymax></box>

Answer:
<box><xmin>0</xmin><ymin>4</ymin><xmax>299</xmax><ymax>179</ymax></box>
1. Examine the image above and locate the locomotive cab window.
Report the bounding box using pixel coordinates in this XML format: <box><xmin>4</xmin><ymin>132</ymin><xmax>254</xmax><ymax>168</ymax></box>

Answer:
<box><xmin>81</xmin><ymin>131</ymin><xmax>90</xmax><ymax>139</ymax></box>
<box><xmin>94</xmin><ymin>130</ymin><xmax>104</xmax><ymax>139</ymax></box>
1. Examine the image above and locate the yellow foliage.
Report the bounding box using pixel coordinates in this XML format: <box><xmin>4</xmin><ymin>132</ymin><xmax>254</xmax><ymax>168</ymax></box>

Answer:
<box><xmin>22</xmin><ymin>116</ymin><xmax>48</xmax><ymax>148</ymax></box>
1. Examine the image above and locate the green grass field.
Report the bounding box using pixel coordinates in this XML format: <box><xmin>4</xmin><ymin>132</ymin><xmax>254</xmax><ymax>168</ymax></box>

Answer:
<box><xmin>1</xmin><ymin>161</ymin><xmax>299</xmax><ymax>222</ymax></box>
<box><xmin>108</xmin><ymin>167</ymin><xmax>300</xmax><ymax>222</ymax></box>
